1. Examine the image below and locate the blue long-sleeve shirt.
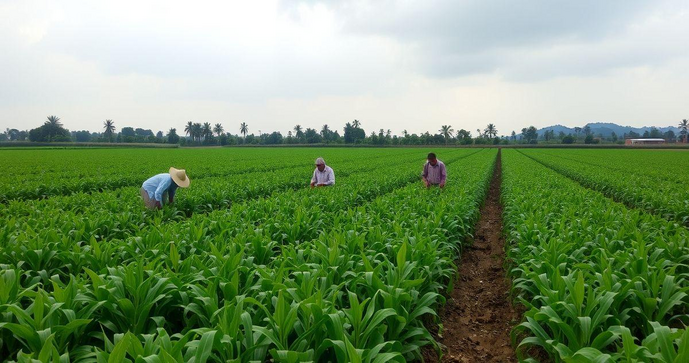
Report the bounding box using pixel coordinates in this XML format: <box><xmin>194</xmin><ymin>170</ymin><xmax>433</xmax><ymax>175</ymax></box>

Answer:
<box><xmin>141</xmin><ymin>173</ymin><xmax>178</xmax><ymax>203</ymax></box>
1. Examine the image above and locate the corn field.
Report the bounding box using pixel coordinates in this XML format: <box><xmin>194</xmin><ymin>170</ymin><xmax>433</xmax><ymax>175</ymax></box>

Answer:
<box><xmin>1</xmin><ymin>147</ymin><xmax>688</xmax><ymax>362</ymax></box>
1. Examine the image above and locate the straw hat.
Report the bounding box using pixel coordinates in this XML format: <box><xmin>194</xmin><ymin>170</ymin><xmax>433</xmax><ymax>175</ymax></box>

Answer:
<box><xmin>169</xmin><ymin>167</ymin><xmax>191</xmax><ymax>188</ymax></box>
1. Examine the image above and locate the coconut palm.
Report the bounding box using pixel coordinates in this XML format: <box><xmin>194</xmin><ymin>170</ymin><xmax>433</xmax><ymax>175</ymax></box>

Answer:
<box><xmin>439</xmin><ymin>125</ymin><xmax>454</xmax><ymax>144</ymax></box>
<box><xmin>202</xmin><ymin>122</ymin><xmax>212</xmax><ymax>141</ymax></box>
<box><xmin>294</xmin><ymin>125</ymin><xmax>303</xmax><ymax>139</ymax></box>
<box><xmin>185</xmin><ymin>121</ymin><xmax>194</xmax><ymax>139</ymax></box>
<box><xmin>477</xmin><ymin>129</ymin><xmax>483</xmax><ymax>138</ymax></box>
<box><xmin>352</xmin><ymin>119</ymin><xmax>361</xmax><ymax>128</ymax></box>
<box><xmin>239</xmin><ymin>122</ymin><xmax>248</xmax><ymax>139</ymax></box>
<box><xmin>42</xmin><ymin>115</ymin><xmax>67</xmax><ymax>141</ymax></box>
<box><xmin>679</xmin><ymin>119</ymin><xmax>688</xmax><ymax>143</ymax></box>
<box><xmin>103</xmin><ymin>119</ymin><xmax>116</xmax><ymax>142</ymax></box>
<box><xmin>192</xmin><ymin>123</ymin><xmax>203</xmax><ymax>143</ymax></box>
<box><xmin>213</xmin><ymin>123</ymin><xmax>224</xmax><ymax>137</ymax></box>
<box><xmin>484</xmin><ymin>123</ymin><xmax>498</xmax><ymax>139</ymax></box>
<box><xmin>45</xmin><ymin>115</ymin><xmax>62</xmax><ymax>128</ymax></box>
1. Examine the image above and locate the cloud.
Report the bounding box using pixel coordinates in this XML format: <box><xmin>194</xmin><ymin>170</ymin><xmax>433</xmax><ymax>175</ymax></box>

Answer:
<box><xmin>0</xmin><ymin>0</ymin><xmax>687</xmax><ymax>134</ymax></box>
<box><xmin>286</xmin><ymin>0</ymin><xmax>689</xmax><ymax>80</ymax></box>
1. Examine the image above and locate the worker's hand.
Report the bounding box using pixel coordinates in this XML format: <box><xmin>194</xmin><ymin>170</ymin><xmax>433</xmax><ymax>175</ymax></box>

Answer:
<box><xmin>439</xmin><ymin>182</ymin><xmax>445</xmax><ymax>188</ymax></box>
<box><xmin>310</xmin><ymin>182</ymin><xmax>316</xmax><ymax>188</ymax></box>
<box><xmin>155</xmin><ymin>201</ymin><xmax>162</xmax><ymax>209</ymax></box>
<box><xmin>317</xmin><ymin>183</ymin><xmax>326</xmax><ymax>187</ymax></box>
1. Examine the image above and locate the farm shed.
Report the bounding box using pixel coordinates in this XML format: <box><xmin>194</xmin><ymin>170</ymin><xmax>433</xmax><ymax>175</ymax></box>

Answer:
<box><xmin>624</xmin><ymin>138</ymin><xmax>666</xmax><ymax>146</ymax></box>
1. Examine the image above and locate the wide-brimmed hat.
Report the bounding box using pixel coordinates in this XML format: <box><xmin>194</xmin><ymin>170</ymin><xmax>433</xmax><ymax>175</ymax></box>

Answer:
<box><xmin>169</xmin><ymin>167</ymin><xmax>191</xmax><ymax>188</ymax></box>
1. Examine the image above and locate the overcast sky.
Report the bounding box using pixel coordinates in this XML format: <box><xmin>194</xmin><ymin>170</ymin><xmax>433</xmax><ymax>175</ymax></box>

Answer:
<box><xmin>1</xmin><ymin>0</ymin><xmax>687</xmax><ymax>137</ymax></box>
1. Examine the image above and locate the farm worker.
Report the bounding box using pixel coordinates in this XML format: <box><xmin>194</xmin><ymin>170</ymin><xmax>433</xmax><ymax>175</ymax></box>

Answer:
<box><xmin>422</xmin><ymin>152</ymin><xmax>446</xmax><ymax>189</ymax></box>
<box><xmin>310</xmin><ymin>157</ymin><xmax>335</xmax><ymax>188</ymax></box>
<box><xmin>140</xmin><ymin>167</ymin><xmax>191</xmax><ymax>209</ymax></box>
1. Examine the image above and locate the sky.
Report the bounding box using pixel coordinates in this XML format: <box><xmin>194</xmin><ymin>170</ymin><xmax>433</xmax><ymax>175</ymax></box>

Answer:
<box><xmin>0</xmin><ymin>0</ymin><xmax>687</xmax><ymax>137</ymax></box>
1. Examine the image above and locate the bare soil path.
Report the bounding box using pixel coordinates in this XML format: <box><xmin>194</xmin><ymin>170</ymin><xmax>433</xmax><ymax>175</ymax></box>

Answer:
<box><xmin>435</xmin><ymin>150</ymin><xmax>519</xmax><ymax>362</ymax></box>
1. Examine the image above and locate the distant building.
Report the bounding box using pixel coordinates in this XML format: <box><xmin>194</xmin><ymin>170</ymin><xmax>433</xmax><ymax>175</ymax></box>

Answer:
<box><xmin>625</xmin><ymin>138</ymin><xmax>666</xmax><ymax>146</ymax></box>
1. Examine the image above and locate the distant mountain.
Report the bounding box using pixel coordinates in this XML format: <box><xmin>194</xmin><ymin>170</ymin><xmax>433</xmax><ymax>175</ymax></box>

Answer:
<box><xmin>537</xmin><ymin>124</ymin><xmax>575</xmax><ymax>135</ymax></box>
<box><xmin>537</xmin><ymin>122</ymin><xmax>681</xmax><ymax>138</ymax></box>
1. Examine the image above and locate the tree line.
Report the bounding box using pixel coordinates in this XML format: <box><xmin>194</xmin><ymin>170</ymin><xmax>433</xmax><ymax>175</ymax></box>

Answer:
<box><xmin>2</xmin><ymin>116</ymin><xmax>687</xmax><ymax>146</ymax></box>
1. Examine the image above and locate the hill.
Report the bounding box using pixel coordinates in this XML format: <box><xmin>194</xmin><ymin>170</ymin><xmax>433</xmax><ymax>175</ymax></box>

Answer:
<box><xmin>537</xmin><ymin>122</ymin><xmax>681</xmax><ymax>137</ymax></box>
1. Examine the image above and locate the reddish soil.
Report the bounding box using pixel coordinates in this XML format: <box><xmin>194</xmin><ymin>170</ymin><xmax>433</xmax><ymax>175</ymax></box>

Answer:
<box><xmin>425</xmin><ymin>150</ymin><xmax>520</xmax><ymax>362</ymax></box>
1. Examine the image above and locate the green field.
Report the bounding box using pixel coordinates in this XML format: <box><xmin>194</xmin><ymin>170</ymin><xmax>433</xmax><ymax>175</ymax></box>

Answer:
<box><xmin>0</xmin><ymin>147</ymin><xmax>688</xmax><ymax>362</ymax></box>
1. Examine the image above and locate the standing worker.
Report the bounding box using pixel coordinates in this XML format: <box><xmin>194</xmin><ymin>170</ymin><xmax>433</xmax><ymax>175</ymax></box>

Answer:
<box><xmin>422</xmin><ymin>152</ymin><xmax>446</xmax><ymax>188</ymax></box>
<box><xmin>140</xmin><ymin>167</ymin><xmax>191</xmax><ymax>209</ymax></box>
<box><xmin>310</xmin><ymin>157</ymin><xmax>335</xmax><ymax>188</ymax></box>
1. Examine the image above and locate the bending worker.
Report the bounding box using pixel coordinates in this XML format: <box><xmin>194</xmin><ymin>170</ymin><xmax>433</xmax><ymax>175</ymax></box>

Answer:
<box><xmin>141</xmin><ymin>167</ymin><xmax>191</xmax><ymax>209</ymax></box>
<box><xmin>422</xmin><ymin>152</ymin><xmax>446</xmax><ymax>188</ymax></box>
<box><xmin>310</xmin><ymin>157</ymin><xmax>335</xmax><ymax>188</ymax></box>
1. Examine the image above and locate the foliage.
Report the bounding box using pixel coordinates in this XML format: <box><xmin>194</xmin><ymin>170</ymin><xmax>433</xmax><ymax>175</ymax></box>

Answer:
<box><xmin>502</xmin><ymin>150</ymin><xmax>689</xmax><ymax>362</ymax></box>
<box><xmin>520</xmin><ymin>149</ymin><xmax>689</xmax><ymax>226</ymax></box>
<box><xmin>0</xmin><ymin>148</ymin><xmax>496</xmax><ymax>361</ymax></box>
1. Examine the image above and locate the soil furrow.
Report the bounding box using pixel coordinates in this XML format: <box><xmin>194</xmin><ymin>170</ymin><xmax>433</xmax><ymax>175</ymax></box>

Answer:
<box><xmin>436</xmin><ymin>149</ymin><xmax>519</xmax><ymax>362</ymax></box>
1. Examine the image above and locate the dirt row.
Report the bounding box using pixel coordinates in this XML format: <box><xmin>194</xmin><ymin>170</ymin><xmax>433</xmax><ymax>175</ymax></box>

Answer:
<box><xmin>425</xmin><ymin>150</ymin><xmax>521</xmax><ymax>362</ymax></box>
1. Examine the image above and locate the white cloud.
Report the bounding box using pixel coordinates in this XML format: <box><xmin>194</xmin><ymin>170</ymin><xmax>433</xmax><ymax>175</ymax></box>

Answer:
<box><xmin>0</xmin><ymin>0</ymin><xmax>687</xmax><ymax>136</ymax></box>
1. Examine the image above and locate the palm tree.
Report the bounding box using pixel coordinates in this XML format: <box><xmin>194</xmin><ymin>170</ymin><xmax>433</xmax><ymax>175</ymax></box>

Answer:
<box><xmin>42</xmin><ymin>115</ymin><xmax>65</xmax><ymax>140</ymax></box>
<box><xmin>202</xmin><ymin>122</ymin><xmax>212</xmax><ymax>142</ymax></box>
<box><xmin>352</xmin><ymin>119</ymin><xmax>361</xmax><ymax>128</ymax></box>
<box><xmin>677</xmin><ymin>119</ymin><xmax>688</xmax><ymax>142</ymax></box>
<box><xmin>439</xmin><ymin>125</ymin><xmax>454</xmax><ymax>144</ymax></box>
<box><xmin>477</xmin><ymin>129</ymin><xmax>483</xmax><ymax>138</ymax></box>
<box><xmin>294</xmin><ymin>125</ymin><xmax>303</xmax><ymax>139</ymax></box>
<box><xmin>402</xmin><ymin>130</ymin><xmax>409</xmax><ymax>137</ymax></box>
<box><xmin>185</xmin><ymin>121</ymin><xmax>194</xmax><ymax>139</ymax></box>
<box><xmin>45</xmin><ymin>115</ymin><xmax>62</xmax><ymax>128</ymax></box>
<box><xmin>192</xmin><ymin>123</ymin><xmax>203</xmax><ymax>143</ymax></box>
<box><xmin>239</xmin><ymin>122</ymin><xmax>248</xmax><ymax>139</ymax></box>
<box><xmin>321</xmin><ymin>124</ymin><xmax>330</xmax><ymax>136</ymax></box>
<box><xmin>103</xmin><ymin>119</ymin><xmax>115</xmax><ymax>142</ymax></box>
<box><xmin>484</xmin><ymin>123</ymin><xmax>497</xmax><ymax>139</ymax></box>
<box><xmin>213</xmin><ymin>123</ymin><xmax>224</xmax><ymax>137</ymax></box>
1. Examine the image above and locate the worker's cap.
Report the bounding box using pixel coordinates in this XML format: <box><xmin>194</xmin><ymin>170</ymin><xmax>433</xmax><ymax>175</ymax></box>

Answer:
<box><xmin>315</xmin><ymin>157</ymin><xmax>325</xmax><ymax>166</ymax></box>
<box><xmin>170</xmin><ymin>167</ymin><xmax>191</xmax><ymax>188</ymax></box>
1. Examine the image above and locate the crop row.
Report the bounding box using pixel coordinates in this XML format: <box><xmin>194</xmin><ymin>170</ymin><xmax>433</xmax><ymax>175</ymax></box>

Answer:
<box><xmin>528</xmin><ymin>149</ymin><xmax>689</xmax><ymax>184</ymax></box>
<box><xmin>518</xmin><ymin>149</ymin><xmax>689</xmax><ymax>227</ymax></box>
<box><xmin>0</xmin><ymin>150</ymin><xmax>477</xmax><ymax>260</ymax></box>
<box><xmin>0</xmin><ymin>149</ymin><xmax>479</xmax><ymax>278</ymax></box>
<box><xmin>502</xmin><ymin>150</ymin><xmax>689</xmax><ymax>362</ymax></box>
<box><xmin>1</xmin><ymin>147</ymin><xmax>432</xmax><ymax>219</ymax></box>
<box><xmin>0</xmin><ymin>148</ymin><xmax>420</xmax><ymax>202</ymax></box>
<box><xmin>0</xmin><ymin>149</ymin><xmax>496</xmax><ymax>361</ymax></box>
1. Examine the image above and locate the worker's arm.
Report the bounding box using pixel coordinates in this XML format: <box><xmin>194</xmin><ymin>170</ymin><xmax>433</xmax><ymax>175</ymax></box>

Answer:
<box><xmin>439</xmin><ymin>163</ymin><xmax>447</xmax><ymax>188</ymax></box>
<box><xmin>310</xmin><ymin>169</ymin><xmax>317</xmax><ymax>187</ymax></box>
<box><xmin>168</xmin><ymin>185</ymin><xmax>177</xmax><ymax>204</ymax></box>
<box><xmin>421</xmin><ymin>163</ymin><xmax>430</xmax><ymax>187</ymax></box>
<box><xmin>321</xmin><ymin>168</ymin><xmax>335</xmax><ymax>186</ymax></box>
<box><xmin>154</xmin><ymin>177</ymin><xmax>171</xmax><ymax>208</ymax></box>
